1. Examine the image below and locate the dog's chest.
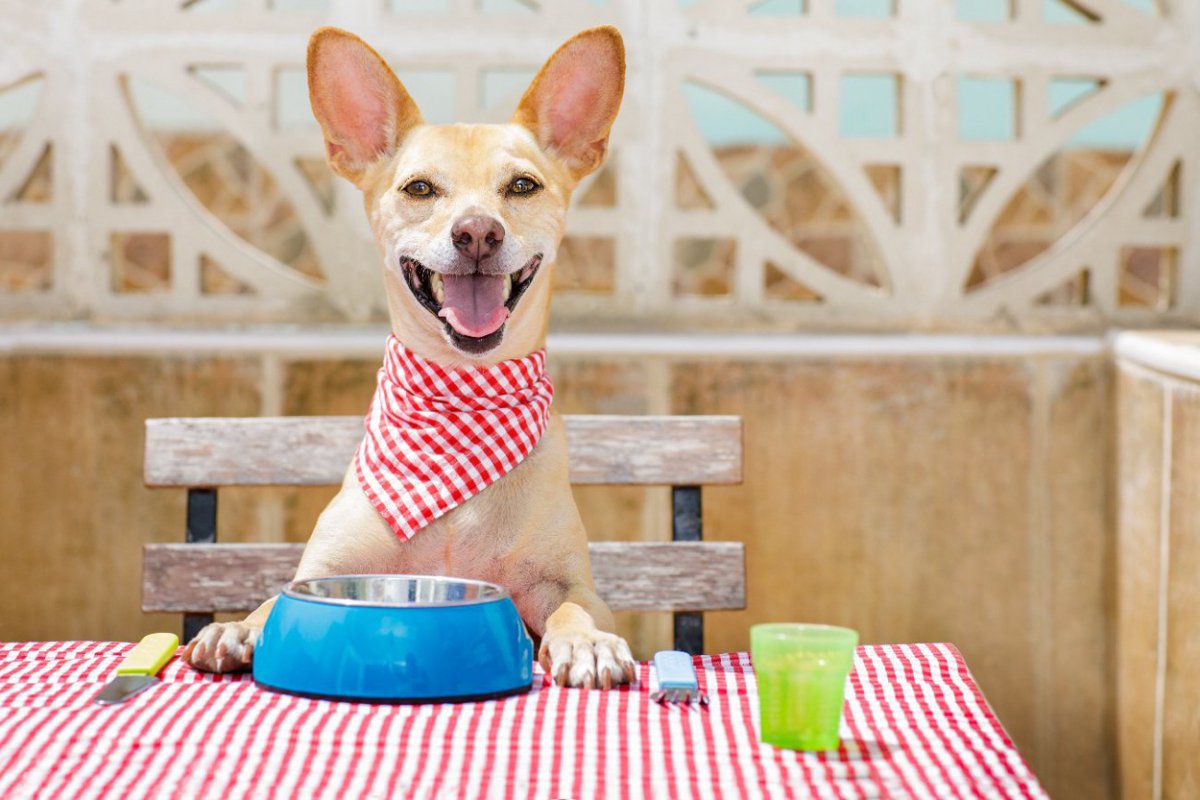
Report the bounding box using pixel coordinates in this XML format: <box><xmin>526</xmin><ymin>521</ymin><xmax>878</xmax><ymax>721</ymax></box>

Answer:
<box><xmin>389</xmin><ymin>425</ymin><xmax>565</xmax><ymax>577</ymax></box>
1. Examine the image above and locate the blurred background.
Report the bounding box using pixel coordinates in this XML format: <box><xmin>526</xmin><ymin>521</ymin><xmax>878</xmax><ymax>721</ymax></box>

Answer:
<box><xmin>2</xmin><ymin>0</ymin><xmax>1199</xmax><ymax>797</ymax></box>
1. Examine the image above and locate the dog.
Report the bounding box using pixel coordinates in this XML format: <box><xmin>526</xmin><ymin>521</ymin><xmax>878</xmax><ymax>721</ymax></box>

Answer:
<box><xmin>183</xmin><ymin>25</ymin><xmax>636</xmax><ymax>690</ymax></box>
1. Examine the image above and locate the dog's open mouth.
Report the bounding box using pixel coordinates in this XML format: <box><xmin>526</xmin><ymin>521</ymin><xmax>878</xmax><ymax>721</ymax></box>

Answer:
<box><xmin>400</xmin><ymin>255</ymin><xmax>542</xmax><ymax>353</ymax></box>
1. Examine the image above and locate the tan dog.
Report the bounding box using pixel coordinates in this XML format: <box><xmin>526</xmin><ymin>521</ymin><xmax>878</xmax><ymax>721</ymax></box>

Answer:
<box><xmin>184</xmin><ymin>25</ymin><xmax>636</xmax><ymax>689</ymax></box>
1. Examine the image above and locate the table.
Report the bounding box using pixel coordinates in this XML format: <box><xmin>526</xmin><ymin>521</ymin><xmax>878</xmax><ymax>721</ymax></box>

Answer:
<box><xmin>0</xmin><ymin>641</ymin><xmax>1046</xmax><ymax>799</ymax></box>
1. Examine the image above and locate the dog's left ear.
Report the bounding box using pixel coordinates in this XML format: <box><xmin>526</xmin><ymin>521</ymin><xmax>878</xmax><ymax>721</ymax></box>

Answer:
<box><xmin>512</xmin><ymin>26</ymin><xmax>625</xmax><ymax>181</ymax></box>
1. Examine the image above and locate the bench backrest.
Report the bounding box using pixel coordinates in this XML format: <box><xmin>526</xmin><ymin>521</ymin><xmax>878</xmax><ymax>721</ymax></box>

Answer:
<box><xmin>142</xmin><ymin>414</ymin><xmax>745</xmax><ymax>653</ymax></box>
<box><xmin>144</xmin><ymin>416</ymin><xmax>743</xmax><ymax>487</ymax></box>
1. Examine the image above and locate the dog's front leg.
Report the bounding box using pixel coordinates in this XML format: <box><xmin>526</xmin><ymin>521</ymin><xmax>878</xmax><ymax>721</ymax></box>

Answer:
<box><xmin>185</xmin><ymin>468</ymin><xmax>404</xmax><ymax>673</ymax></box>
<box><xmin>184</xmin><ymin>597</ymin><xmax>275</xmax><ymax>673</ymax></box>
<box><xmin>535</xmin><ymin>589</ymin><xmax>637</xmax><ymax>689</ymax></box>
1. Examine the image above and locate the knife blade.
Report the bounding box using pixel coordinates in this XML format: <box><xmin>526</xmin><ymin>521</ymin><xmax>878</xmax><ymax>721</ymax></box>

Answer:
<box><xmin>92</xmin><ymin>632</ymin><xmax>179</xmax><ymax>705</ymax></box>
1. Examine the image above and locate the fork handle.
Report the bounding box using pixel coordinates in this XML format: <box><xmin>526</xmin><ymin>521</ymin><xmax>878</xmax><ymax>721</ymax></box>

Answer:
<box><xmin>654</xmin><ymin>650</ymin><xmax>699</xmax><ymax>692</ymax></box>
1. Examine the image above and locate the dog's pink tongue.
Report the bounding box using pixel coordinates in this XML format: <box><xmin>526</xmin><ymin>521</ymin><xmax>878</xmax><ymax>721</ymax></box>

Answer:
<box><xmin>438</xmin><ymin>274</ymin><xmax>510</xmax><ymax>337</ymax></box>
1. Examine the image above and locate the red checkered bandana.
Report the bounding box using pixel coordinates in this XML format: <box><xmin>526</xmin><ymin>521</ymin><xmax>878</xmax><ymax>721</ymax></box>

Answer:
<box><xmin>355</xmin><ymin>335</ymin><xmax>554</xmax><ymax>540</ymax></box>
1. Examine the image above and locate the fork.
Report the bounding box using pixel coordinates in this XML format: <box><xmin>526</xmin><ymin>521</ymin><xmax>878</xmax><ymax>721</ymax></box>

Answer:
<box><xmin>650</xmin><ymin>650</ymin><xmax>709</xmax><ymax>705</ymax></box>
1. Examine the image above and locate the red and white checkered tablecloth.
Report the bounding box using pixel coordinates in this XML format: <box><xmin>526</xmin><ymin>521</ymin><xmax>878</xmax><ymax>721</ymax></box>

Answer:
<box><xmin>0</xmin><ymin>641</ymin><xmax>1046</xmax><ymax>799</ymax></box>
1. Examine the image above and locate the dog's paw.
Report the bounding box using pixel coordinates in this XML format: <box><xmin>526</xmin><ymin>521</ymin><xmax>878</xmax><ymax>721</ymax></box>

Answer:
<box><xmin>539</xmin><ymin>628</ymin><xmax>636</xmax><ymax>689</ymax></box>
<box><xmin>184</xmin><ymin>622</ymin><xmax>258</xmax><ymax>673</ymax></box>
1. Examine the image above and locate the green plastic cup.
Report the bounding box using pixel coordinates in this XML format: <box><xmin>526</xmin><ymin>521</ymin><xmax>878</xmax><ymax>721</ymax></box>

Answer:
<box><xmin>750</xmin><ymin>623</ymin><xmax>859</xmax><ymax>751</ymax></box>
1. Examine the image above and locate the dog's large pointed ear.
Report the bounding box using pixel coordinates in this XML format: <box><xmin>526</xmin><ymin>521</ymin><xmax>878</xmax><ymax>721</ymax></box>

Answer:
<box><xmin>511</xmin><ymin>26</ymin><xmax>625</xmax><ymax>181</ymax></box>
<box><xmin>307</xmin><ymin>27</ymin><xmax>423</xmax><ymax>186</ymax></box>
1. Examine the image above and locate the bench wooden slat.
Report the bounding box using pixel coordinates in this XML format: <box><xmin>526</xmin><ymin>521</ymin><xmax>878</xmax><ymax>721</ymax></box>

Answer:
<box><xmin>142</xmin><ymin>541</ymin><xmax>746</xmax><ymax>614</ymax></box>
<box><xmin>144</xmin><ymin>415</ymin><xmax>742</xmax><ymax>487</ymax></box>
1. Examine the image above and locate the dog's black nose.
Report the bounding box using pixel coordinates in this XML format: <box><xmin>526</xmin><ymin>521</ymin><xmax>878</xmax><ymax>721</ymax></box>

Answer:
<box><xmin>452</xmin><ymin>216</ymin><xmax>505</xmax><ymax>262</ymax></box>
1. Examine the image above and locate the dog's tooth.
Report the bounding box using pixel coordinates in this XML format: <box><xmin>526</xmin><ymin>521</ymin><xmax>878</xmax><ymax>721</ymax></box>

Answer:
<box><xmin>431</xmin><ymin>273</ymin><xmax>445</xmax><ymax>304</ymax></box>
<box><xmin>503</xmin><ymin>274</ymin><xmax>513</xmax><ymax>301</ymax></box>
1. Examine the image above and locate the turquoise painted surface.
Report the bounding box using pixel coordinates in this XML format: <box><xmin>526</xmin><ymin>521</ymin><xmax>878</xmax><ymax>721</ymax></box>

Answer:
<box><xmin>193</xmin><ymin>66</ymin><xmax>247</xmax><ymax>107</ymax></box>
<box><xmin>956</xmin><ymin>0</ymin><xmax>1009</xmax><ymax>22</ymax></box>
<box><xmin>1067</xmin><ymin>94</ymin><xmax>1162</xmax><ymax>149</ymax></box>
<box><xmin>684</xmin><ymin>81</ymin><xmax>789</xmax><ymax>145</ymax></box>
<box><xmin>0</xmin><ymin>78</ymin><xmax>42</xmax><ymax>132</ymax></box>
<box><xmin>958</xmin><ymin>0</ymin><xmax>1155</xmax><ymax>22</ymax></box>
<box><xmin>182</xmin><ymin>0</ymin><xmax>237</xmax><ymax>10</ymax></box>
<box><xmin>958</xmin><ymin>77</ymin><xmax>1016</xmax><ymax>141</ymax></box>
<box><xmin>756</xmin><ymin>72</ymin><xmax>812</xmax><ymax>112</ymax></box>
<box><xmin>394</xmin><ymin>70</ymin><xmax>457</xmax><ymax>124</ymax></box>
<box><xmin>840</xmin><ymin>74</ymin><xmax>898</xmax><ymax>138</ymax></box>
<box><xmin>748</xmin><ymin>0</ymin><xmax>805</xmax><ymax>14</ymax></box>
<box><xmin>1045</xmin><ymin>0</ymin><xmax>1154</xmax><ymax>23</ymax></box>
<box><xmin>834</xmin><ymin>0</ymin><xmax>891</xmax><ymax>17</ymax></box>
<box><xmin>1048</xmin><ymin>78</ymin><xmax>1101</xmax><ymax>117</ymax></box>
<box><xmin>688</xmin><ymin>73</ymin><xmax>1155</xmax><ymax>149</ymax></box>
<box><xmin>1045</xmin><ymin>0</ymin><xmax>1092</xmax><ymax>23</ymax></box>
<box><xmin>128</xmin><ymin>78</ymin><xmax>218</xmax><ymax>131</ymax></box>
<box><xmin>478</xmin><ymin>0</ymin><xmax>536</xmax><ymax>13</ymax></box>
<box><xmin>274</xmin><ymin>69</ymin><xmax>312</xmax><ymax>130</ymax></box>
<box><xmin>481</xmin><ymin>69</ymin><xmax>538</xmax><ymax>110</ymax></box>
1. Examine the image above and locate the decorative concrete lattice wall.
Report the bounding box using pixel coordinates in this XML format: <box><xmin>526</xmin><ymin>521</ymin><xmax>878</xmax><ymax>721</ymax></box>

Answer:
<box><xmin>0</xmin><ymin>0</ymin><xmax>1195</xmax><ymax>330</ymax></box>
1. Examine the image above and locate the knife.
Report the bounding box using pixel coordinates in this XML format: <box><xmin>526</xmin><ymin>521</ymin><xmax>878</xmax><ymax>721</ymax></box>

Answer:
<box><xmin>92</xmin><ymin>633</ymin><xmax>179</xmax><ymax>705</ymax></box>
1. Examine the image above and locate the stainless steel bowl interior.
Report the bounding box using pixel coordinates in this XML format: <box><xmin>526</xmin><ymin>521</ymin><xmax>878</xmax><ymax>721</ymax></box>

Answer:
<box><xmin>283</xmin><ymin>575</ymin><xmax>508</xmax><ymax>608</ymax></box>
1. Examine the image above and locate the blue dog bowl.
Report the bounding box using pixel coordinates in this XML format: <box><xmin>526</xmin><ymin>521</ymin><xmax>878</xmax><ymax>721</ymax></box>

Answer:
<box><xmin>253</xmin><ymin>575</ymin><xmax>534</xmax><ymax>703</ymax></box>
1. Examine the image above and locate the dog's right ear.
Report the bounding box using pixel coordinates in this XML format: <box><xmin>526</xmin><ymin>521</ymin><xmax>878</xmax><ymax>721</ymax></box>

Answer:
<box><xmin>307</xmin><ymin>27</ymin><xmax>422</xmax><ymax>186</ymax></box>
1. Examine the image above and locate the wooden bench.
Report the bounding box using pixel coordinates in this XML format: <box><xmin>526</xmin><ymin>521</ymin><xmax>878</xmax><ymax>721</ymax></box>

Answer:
<box><xmin>142</xmin><ymin>415</ymin><xmax>745</xmax><ymax>654</ymax></box>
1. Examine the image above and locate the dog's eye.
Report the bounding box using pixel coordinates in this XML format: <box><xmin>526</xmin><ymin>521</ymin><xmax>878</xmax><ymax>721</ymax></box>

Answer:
<box><xmin>403</xmin><ymin>180</ymin><xmax>435</xmax><ymax>198</ymax></box>
<box><xmin>508</xmin><ymin>177</ymin><xmax>540</xmax><ymax>195</ymax></box>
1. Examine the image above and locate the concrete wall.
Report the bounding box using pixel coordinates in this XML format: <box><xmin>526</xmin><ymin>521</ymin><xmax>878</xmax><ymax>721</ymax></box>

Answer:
<box><xmin>0</xmin><ymin>330</ymin><xmax>1113</xmax><ymax>800</ymax></box>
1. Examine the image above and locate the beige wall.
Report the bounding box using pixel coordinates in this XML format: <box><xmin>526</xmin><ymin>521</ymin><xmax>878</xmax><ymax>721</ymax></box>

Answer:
<box><xmin>1116</xmin><ymin>333</ymin><xmax>1200</xmax><ymax>800</ymax></box>
<box><xmin>0</xmin><ymin>337</ymin><xmax>1113</xmax><ymax>800</ymax></box>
